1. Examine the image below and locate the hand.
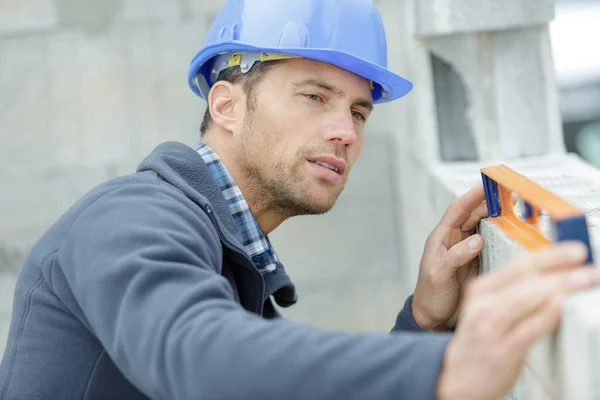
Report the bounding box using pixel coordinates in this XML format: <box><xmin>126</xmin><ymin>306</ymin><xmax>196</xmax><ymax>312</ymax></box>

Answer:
<box><xmin>437</xmin><ymin>242</ymin><xmax>600</xmax><ymax>400</ymax></box>
<box><xmin>412</xmin><ymin>184</ymin><xmax>488</xmax><ymax>331</ymax></box>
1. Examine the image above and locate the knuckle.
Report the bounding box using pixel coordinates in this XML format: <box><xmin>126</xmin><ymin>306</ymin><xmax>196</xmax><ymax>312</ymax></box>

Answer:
<box><xmin>424</xmin><ymin>268</ymin><xmax>441</xmax><ymax>287</ymax></box>
<box><xmin>424</xmin><ymin>232</ymin><xmax>437</xmax><ymax>248</ymax></box>
<box><xmin>449</xmin><ymin>245</ymin><xmax>464</xmax><ymax>262</ymax></box>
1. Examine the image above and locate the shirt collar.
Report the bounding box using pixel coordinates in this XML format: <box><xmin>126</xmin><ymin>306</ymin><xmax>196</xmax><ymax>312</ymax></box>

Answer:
<box><xmin>196</xmin><ymin>142</ymin><xmax>280</xmax><ymax>275</ymax></box>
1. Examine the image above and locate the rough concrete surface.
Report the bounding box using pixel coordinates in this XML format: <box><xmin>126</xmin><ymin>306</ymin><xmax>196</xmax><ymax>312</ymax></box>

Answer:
<box><xmin>416</xmin><ymin>0</ymin><xmax>555</xmax><ymax>36</ymax></box>
<box><xmin>425</xmin><ymin>26</ymin><xmax>563</xmax><ymax>161</ymax></box>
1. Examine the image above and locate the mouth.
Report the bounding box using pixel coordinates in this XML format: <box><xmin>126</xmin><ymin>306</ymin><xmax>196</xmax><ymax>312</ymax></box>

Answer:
<box><xmin>308</xmin><ymin>160</ymin><xmax>340</xmax><ymax>173</ymax></box>
<box><xmin>307</xmin><ymin>157</ymin><xmax>347</xmax><ymax>182</ymax></box>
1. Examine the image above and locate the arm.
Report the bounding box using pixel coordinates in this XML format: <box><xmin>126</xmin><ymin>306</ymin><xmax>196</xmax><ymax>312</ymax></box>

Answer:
<box><xmin>57</xmin><ymin>182</ymin><xmax>450</xmax><ymax>400</ymax></box>
<box><xmin>391</xmin><ymin>295</ymin><xmax>426</xmax><ymax>333</ymax></box>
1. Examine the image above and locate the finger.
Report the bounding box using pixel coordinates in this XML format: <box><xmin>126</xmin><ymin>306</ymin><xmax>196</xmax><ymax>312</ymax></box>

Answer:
<box><xmin>504</xmin><ymin>296</ymin><xmax>562</xmax><ymax>355</ymax></box>
<box><xmin>446</xmin><ymin>234</ymin><xmax>484</xmax><ymax>273</ymax></box>
<box><xmin>460</xmin><ymin>200</ymin><xmax>489</xmax><ymax>232</ymax></box>
<box><xmin>437</xmin><ymin>184</ymin><xmax>486</xmax><ymax>233</ymax></box>
<box><xmin>498</xmin><ymin>266</ymin><xmax>600</xmax><ymax>330</ymax></box>
<box><xmin>465</xmin><ymin>258</ymin><xmax>480</xmax><ymax>283</ymax></box>
<box><xmin>455</xmin><ymin>251</ymin><xmax>480</xmax><ymax>284</ymax></box>
<box><xmin>473</xmin><ymin>242</ymin><xmax>588</xmax><ymax>293</ymax></box>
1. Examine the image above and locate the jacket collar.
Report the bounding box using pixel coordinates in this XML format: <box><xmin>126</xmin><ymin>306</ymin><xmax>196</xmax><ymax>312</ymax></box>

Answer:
<box><xmin>136</xmin><ymin>141</ymin><xmax>242</xmax><ymax>244</ymax></box>
<box><xmin>136</xmin><ymin>141</ymin><xmax>298</xmax><ymax>308</ymax></box>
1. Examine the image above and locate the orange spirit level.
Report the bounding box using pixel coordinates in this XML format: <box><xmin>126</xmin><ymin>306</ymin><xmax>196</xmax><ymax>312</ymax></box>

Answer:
<box><xmin>481</xmin><ymin>164</ymin><xmax>594</xmax><ymax>264</ymax></box>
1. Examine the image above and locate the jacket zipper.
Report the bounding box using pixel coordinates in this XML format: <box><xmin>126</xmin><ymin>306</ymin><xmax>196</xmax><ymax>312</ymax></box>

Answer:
<box><xmin>202</xmin><ymin>205</ymin><xmax>265</xmax><ymax>315</ymax></box>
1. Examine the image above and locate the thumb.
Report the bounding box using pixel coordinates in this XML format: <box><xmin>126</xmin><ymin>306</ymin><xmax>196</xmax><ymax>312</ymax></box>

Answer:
<box><xmin>446</xmin><ymin>234</ymin><xmax>484</xmax><ymax>271</ymax></box>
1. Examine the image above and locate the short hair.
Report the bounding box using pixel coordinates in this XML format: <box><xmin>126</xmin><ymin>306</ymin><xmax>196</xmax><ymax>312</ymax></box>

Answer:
<box><xmin>199</xmin><ymin>60</ymin><xmax>284</xmax><ymax>138</ymax></box>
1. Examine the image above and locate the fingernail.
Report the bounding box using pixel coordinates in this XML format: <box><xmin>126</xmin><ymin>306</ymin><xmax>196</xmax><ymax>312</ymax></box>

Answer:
<box><xmin>468</xmin><ymin>235</ymin><xmax>481</xmax><ymax>250</ymax></box>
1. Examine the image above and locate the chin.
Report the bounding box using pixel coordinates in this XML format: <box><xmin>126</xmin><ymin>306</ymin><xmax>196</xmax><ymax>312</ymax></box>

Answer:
<box><xmin>298</xmin><ymin>194</ymin><xmax>340</xmax><ymax>215</ymax></box>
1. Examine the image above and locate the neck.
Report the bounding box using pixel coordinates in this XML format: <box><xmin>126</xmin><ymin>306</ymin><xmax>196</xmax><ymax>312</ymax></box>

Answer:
<box><xmin>203</xmin><ymin>132</ymin><xmax>287</xmax><ymax>235</ymax></box>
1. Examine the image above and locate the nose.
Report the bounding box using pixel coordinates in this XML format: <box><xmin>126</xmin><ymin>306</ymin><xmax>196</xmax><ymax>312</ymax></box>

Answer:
<box><xmin>323</xmin><ymin>112</ymin><xmax>358</xmax><ymax>148</ymax></box>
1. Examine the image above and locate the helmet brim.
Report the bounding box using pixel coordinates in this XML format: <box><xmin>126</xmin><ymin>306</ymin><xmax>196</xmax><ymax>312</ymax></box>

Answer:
<box><xmin>188</xmin><ymin>42</ymin><xmax>413</xmax><ymax>104</ymax></box>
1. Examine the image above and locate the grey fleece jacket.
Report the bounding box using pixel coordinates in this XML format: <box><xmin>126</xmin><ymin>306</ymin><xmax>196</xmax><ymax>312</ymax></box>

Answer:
<box><xmin>0</xmin><ymin>141</ymin><xmax>452</xmax><ymax>400</ymax></box>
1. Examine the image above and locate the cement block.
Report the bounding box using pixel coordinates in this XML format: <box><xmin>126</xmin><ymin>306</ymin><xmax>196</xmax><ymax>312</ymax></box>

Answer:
<box><xmin>492</xmin><ymin>27</ymin><xmax>563</xmax><ymax>158</ymax></box>
<box><xmin>426</xmin><ymin>26</ymin><xmax>564</xmax><ymax>161</ymax></box>
<box><xmin>416</xmin><ymin>0</ymin><xmax>555</xmax><ymax>36</ymax></box>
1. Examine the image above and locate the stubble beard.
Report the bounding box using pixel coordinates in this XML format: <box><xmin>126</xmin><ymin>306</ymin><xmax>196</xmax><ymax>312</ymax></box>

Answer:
<box><xmin>235</xmin><ymin>115</ymin><xmax>345</xmax><ymax>218</ymax></box>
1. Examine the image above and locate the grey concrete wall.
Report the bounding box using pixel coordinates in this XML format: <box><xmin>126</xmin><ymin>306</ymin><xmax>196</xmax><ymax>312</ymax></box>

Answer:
<box><xmin>0</xmin><ymin>0</ymin><xmax>410</xmax><ymax>356</ymax></box>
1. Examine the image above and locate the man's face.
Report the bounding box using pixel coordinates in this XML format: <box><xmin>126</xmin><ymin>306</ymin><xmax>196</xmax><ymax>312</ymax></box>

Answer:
<box><xmin>231</xmin><ymin>58</ymin><xmax>373</xmax><ymax>217</ymax></box>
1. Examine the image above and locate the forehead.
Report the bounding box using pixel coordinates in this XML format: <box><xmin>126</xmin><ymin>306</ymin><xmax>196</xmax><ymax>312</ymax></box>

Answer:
<box><xmin>266</xmin><ymin>58</ymin><xmax>373</xmax><ymax>96</ymax></box>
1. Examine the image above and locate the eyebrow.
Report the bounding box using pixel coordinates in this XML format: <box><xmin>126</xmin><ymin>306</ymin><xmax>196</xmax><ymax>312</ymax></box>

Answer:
<box><xmin>292</xmin><ymin>78</ymin><xmax>374</xmax><ymax>112</ymax></box>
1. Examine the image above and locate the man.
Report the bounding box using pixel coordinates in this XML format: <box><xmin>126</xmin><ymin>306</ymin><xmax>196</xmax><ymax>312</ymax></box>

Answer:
<box><xmin>0</xmin><ymin>0</ymin><xmax>598</xmax><ymax>399</ymax></box>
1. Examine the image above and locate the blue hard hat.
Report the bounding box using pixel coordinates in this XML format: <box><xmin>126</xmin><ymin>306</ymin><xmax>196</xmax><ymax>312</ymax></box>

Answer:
<box><xmin>188</xmin><ymin>0</ymin><xmax>413</xmax><ymax>104</ymax></box>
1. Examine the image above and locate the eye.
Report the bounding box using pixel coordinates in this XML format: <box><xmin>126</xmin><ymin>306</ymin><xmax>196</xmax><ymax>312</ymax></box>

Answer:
<box><xmin>304</xmin><ymin>93</ymin><xmax>323</xmax><ymax>102</ymax></box>
<box><xmin>351</xmin><ymin>110</ymin><xmax>367</xmax><ymax>122</ymax></box>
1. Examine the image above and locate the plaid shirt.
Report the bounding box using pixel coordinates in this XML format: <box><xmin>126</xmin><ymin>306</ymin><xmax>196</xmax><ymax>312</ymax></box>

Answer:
<box><xmin>196</xmin><ymin>142</ymin><xmax>280</xmax><ymax>275</ymax></box>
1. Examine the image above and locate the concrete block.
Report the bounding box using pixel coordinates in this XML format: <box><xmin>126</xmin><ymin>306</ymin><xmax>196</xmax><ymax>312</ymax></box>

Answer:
<box><xmin>478</xmin><ymin>219</ymin><xmax>526</xmax><ymax>274</ymax></box>
<box><xmin>416</xmin><ymin>0</ymin><xmax>555</xmax><ymax>36</ymax></box>
<box><xmin>492</xmin><ymin>27</ymin><xmax>564</xmax><ymax>158</ymax></box>
<box><xmin>426</xmin><ymin>26</ymin><xmax>564</xmax><ymax>161</ymax></box>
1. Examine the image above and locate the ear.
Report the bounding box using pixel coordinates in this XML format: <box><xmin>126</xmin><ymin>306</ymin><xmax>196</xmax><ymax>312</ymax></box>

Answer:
<box><xmin>207</xmin><ymin>81</ymin><xmax>242</xmax><ymax>133</ymax></box>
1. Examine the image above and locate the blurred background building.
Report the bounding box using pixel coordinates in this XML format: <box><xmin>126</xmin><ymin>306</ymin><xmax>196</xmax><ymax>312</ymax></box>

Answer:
<box><xmin>551</xmin><ymin>0</ymin><xmax>600</xmax><ymax>165</ymax></box>
<box><xmin>0</xmin><ymin>0</ymin><xmax>598</xmax><ymax>360</ymax></box>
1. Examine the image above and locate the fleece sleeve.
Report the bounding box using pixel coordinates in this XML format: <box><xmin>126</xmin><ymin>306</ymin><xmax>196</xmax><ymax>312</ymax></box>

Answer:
<box><xmin>56</xmin><ymin>182</ymin><xmax>451</xmax><ymax>400</ymax></box>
